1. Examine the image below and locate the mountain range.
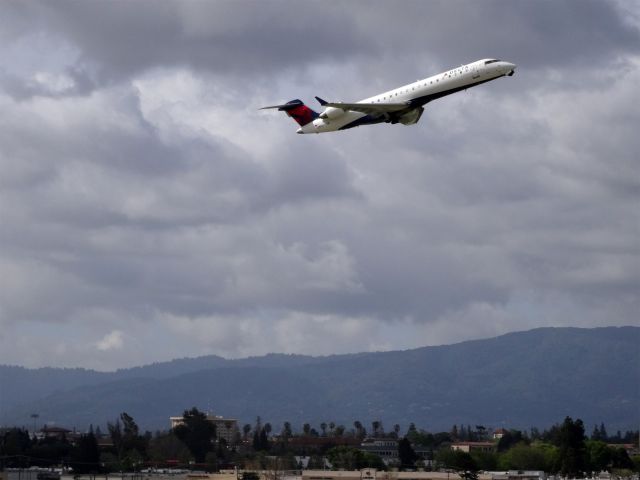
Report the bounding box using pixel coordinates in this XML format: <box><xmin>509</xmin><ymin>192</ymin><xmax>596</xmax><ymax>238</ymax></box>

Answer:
<box><xmin>0</xmin><ymin>326</ymin><xmax>637</xmax><ymax>433</ymax></box>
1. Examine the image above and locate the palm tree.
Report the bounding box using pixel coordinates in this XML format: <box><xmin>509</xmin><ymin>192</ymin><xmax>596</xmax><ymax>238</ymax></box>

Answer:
<box><xmin>372</xmin><ymin>420</ymin><xmax>382</xmax><ymax>438</ymax></box>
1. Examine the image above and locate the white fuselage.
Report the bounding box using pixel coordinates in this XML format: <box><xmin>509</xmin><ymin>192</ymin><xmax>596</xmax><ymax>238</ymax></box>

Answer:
<box><xmin>298</xmin><ymin>58</ymin><xmax>516</xmax><ymax>134</ymax></box>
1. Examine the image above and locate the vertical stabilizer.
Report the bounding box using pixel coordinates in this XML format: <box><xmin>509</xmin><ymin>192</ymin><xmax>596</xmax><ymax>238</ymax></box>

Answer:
<box><xmin>261</xmin><ymin>99</ymin><xmax>318</xmax><ymax>126</ymax></box>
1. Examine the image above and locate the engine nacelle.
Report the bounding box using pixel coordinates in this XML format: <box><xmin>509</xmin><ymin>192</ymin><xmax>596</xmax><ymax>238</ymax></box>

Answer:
<box><xmin>398</xmin><ymin>106</ymin><xmax>424</xmax><ymax>126</ymax></box>
<box><xmin>319</xmin><ymin>106</ymin><xmax>346</xmax><ymax>120</ymax></box>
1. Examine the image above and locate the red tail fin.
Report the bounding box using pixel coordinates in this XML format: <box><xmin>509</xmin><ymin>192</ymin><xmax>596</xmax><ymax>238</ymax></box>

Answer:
<box><xmin>261</xmin><ymin>99</ymin><xmax>319</xmax><ymax>127</ymax></box>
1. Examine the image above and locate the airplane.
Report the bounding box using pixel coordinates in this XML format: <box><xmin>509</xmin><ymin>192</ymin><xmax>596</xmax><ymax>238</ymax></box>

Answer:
<box><xmin>261</xmin><ymin>58</ymin><xmax>516</xmax><ymax>134</ymax></box>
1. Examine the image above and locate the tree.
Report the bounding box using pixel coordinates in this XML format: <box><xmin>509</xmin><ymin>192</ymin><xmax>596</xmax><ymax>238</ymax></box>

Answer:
<box><xmin>121</xmin><ymin>412</ymin><xmax>139</xmax><ymax>438</ymax></box>
<box><xmin>281</xmin><ymin>422</ymin><xmax>292</xmax><ymax>440</ymax></box>
<box><xmin>303</xmin><ymin>423</ymin><xmax>311</xmax><ymax>436</ymax></box>
<box><xmin>470</xmin><ymin>451</ymin><xmax>498</xmax><ymax>471</ymax></box>
<box><xmin>107</xmin><ymin>418</ymin><xmax>126</xmax><ymax>467</ymax></box>
<box><xmin>592</xmin><ymin>425</ymin><xmax>603</xmax><ymax>441</ymax></box>
<box><xmin>216</xmin><ymin>438</ymin><xmax>230</xmax><ymax>464</ymax></box>
<box><xmin>107</xmin><ymin>412</ymin><xmax>147</xmax><ymax>466</ymax></box>
<box><xmin>610</xmin><ymin>447</ymin><xmax>634</xmax><ymax>470</ymax></box>
<box><xmin>252</xmin><ymin>418</ymin><xmax>269</xmax><ymax>452</ymax></box>
<box><xmin>498</xmin><ymin>443</ymin><xmax>548</xmax><ymax>471</ymax></box>
<box><xmin>243</xmin><ymin>424</ymin><xmax>252</xmax><ymax>440</ymax></box>
<box><xmin>147</xmin><ymin>432</ymin><xmax>192</xmax><ymax>464</ymax></box>
<box><xmin>1</xmin><ymin>428</ymin><xmax>32</xmax><ymax>467</ymax></box>
<box><xmin>554</xmin><ymin>417</ymin><xmax>588</xmax><ymax>478</ymax></box>
<box><xmin>435</xmin><ymin>449</ymin><xmax>477</xmax><ymax>472</ymax></box>
<box><xmin>327</xmin><ymin>446</ymin><xmax>385</xmax><ymax>470</ymax></box>
<box><xmin>121</xmin><ymin>412</ymin><xmax>147</xmax><ymax>457</ymax></box>
<box><xmin>259</xmin><ymin>428</ymin><xmax>269</xmax><ymax>451</ymax></box>
<box><xmin>28</xmin><ymin>434</ymin><xmax>72</xmax><ymax>469</ymax></box>
<box><xmin>320</xmin><ymin>422</ymin><xmax>327</xmax><ymax>437</ymax></box>
<box><xmin>173</xmin><ymin>407</ymin><xmax>216</xmax><ymax>463</ymax></box>
<box><xmin>497</xmin><ymin>430</ymin><xmax>526</xmax><ymax>452</ymax></box>
<box><xmin>121</xmin><ymin>448</ymin><xmax>144</xmax><ymax>472</ymax></box>
<box><xmin>72</xmin><ymin>431</ymin><xmax>100</xmax><ymax>474</ymax></box>
<box><xmin>398</xmin><ymin>437</ymin><xmax>418</xmax><ymax>469</ymax></box>
<box><xmin>204</xmin><ymin>451</ymin><xmax>218</xmax><ymax>472</ymax></box>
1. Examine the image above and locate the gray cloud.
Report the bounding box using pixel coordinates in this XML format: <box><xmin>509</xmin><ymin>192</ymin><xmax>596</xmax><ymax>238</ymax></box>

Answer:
<box><xmin>0</xmin><ymin>1</ymin><xmax>638</xmax><ymax>369</ymax></box>
<box><xmin>3</xmin><ymin>0</ymin><xmax>637</xmax><ymax>98</ymax></box>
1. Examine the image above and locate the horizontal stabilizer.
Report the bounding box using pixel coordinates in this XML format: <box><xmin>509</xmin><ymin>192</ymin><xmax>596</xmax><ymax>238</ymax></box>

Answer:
<box><xmin>260</xmin><ymin>99</ymin><xmax>305</xmax><ymax>111</ymax></box>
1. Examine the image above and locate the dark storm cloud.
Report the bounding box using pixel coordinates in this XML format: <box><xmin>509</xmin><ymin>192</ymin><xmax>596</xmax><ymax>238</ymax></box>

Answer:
<box><xmin>4</xmin><ymin>0</ymin><xmax>636</xmax><ymax>97</ymax></box>
<box><xmin>350</xmin><ymin>0</ymin><xmax>640</xmax><ymax>68</ymax></box>
<box><xmin>5</xmin><ymin>1</ymin><xmax>375</xmax><ymax>90</ymax></box>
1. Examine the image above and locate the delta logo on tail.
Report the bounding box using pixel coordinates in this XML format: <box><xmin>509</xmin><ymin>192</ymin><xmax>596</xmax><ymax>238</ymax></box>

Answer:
<box><xmin>269</xmin><ymin>99</ymin><xmax>319</xmax><ymax>127</ymax></box>
<box><xmin>261</xmin><ymin>58</ymin><xmax>516</xmax><ymax>134</ymax></box>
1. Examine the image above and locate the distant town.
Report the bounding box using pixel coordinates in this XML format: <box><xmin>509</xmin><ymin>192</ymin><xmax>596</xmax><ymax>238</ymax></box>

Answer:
<box><xmin>1</xmin><ymin>409</ymin><xmax>638</xmax><ymax>480</ymax></box>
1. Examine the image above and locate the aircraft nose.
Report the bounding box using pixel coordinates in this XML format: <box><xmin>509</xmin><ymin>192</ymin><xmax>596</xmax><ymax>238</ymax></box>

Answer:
<box><xmin>504</xmin><ymin>62</ymin><xmax>516</xmax><ymax>76</ymax></box>
<box><xmin>296</xmin><ymin>128</ymin><xmax>304</xmax><ymax>134</ymax></box>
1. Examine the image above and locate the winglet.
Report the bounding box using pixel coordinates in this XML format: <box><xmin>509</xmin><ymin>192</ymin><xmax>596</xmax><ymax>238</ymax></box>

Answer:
<box><xmin>315</xmin><ymin>96</ymin><xmax>328</xmax><ymax>106</ymax></box>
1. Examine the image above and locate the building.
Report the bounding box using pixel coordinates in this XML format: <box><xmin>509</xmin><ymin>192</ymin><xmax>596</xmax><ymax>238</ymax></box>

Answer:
<box><xmin>359</xmin><ymin>439</ymin><xmax>399</xmax><ymax>464</ymax></box>
<box><xmin>607</xmin><ymin>443</ymin><xmax>639</xmax><ymax>457</ymax></box>
<box><xmin>492</xmin><ymin>429</ymin><xmax>508</xmax><ymax>440</ymax></box>
<box><xmin>302</xmin><ymin>469</ymin><xmax>495</xmax><ymax>480</ymax></box>
<box><xmin>40</xmin><ymin>426</ymin><xmax>72</xmax><ymax>441</ymax></box>
<box><xmin>170</xmin><ymin>414</ymin><xmax>239</xmax><ymax>444</ymax></box>
<box><xmin>488</xmin><ymin>471</ymin><xmax>546</xmax><ymax>480</ymax></box>
<box><xmin>412</xmin><ymin>445</ymin><xmax>434</xmax><ymax>468</ymax></box>
<box><xmin>285</xmin><ymin>436</ymin><xmax>361</xmax><ymax>453</ymax></box>
<box><xmin>450</xmin><ymin>442</ymin><xmax>495</xmax><ymax>453</ymax></box>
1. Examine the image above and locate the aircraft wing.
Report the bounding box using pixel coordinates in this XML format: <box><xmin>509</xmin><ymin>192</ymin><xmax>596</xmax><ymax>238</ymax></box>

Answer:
<box><xmin>324</xmin><ymin>101</ymin><xmax>410</xmax><ymax>115</ymax></box>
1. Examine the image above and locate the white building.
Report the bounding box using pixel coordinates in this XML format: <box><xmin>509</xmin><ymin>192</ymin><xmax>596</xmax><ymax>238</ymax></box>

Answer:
<box><xmin>170</xmin><ymin>414</ymin><xmax>239</xmax><ymax>444</ymax></box>
<box><xmin>359</xmin><ymin>438</ymin><xmax>399</xmax><ymax>464</ymax></box>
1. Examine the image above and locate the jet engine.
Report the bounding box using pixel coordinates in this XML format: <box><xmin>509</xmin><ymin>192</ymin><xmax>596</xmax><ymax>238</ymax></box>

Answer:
<box><xmin>398</xmin><ymin>107</ymin><xmax>424</xmax><ymax>125</ymax></box>
<box><xmin>319</xmin><ymin>106</ymin><xmax>346</xmax><ymax>120</ymax></box>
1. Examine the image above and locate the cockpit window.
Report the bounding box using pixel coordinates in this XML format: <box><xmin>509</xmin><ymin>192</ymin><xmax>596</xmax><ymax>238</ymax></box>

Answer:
<box><xmin>484</xmin><ymin>59</ymin><xmax>500</xmax><ymax>65</ymax></box>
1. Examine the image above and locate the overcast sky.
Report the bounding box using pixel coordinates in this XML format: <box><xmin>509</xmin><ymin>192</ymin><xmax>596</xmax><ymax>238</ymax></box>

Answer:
<box><xmin>0</xmin><ymin>1</ymin><xmax>638</xmax><ymax>371</ymax></box>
